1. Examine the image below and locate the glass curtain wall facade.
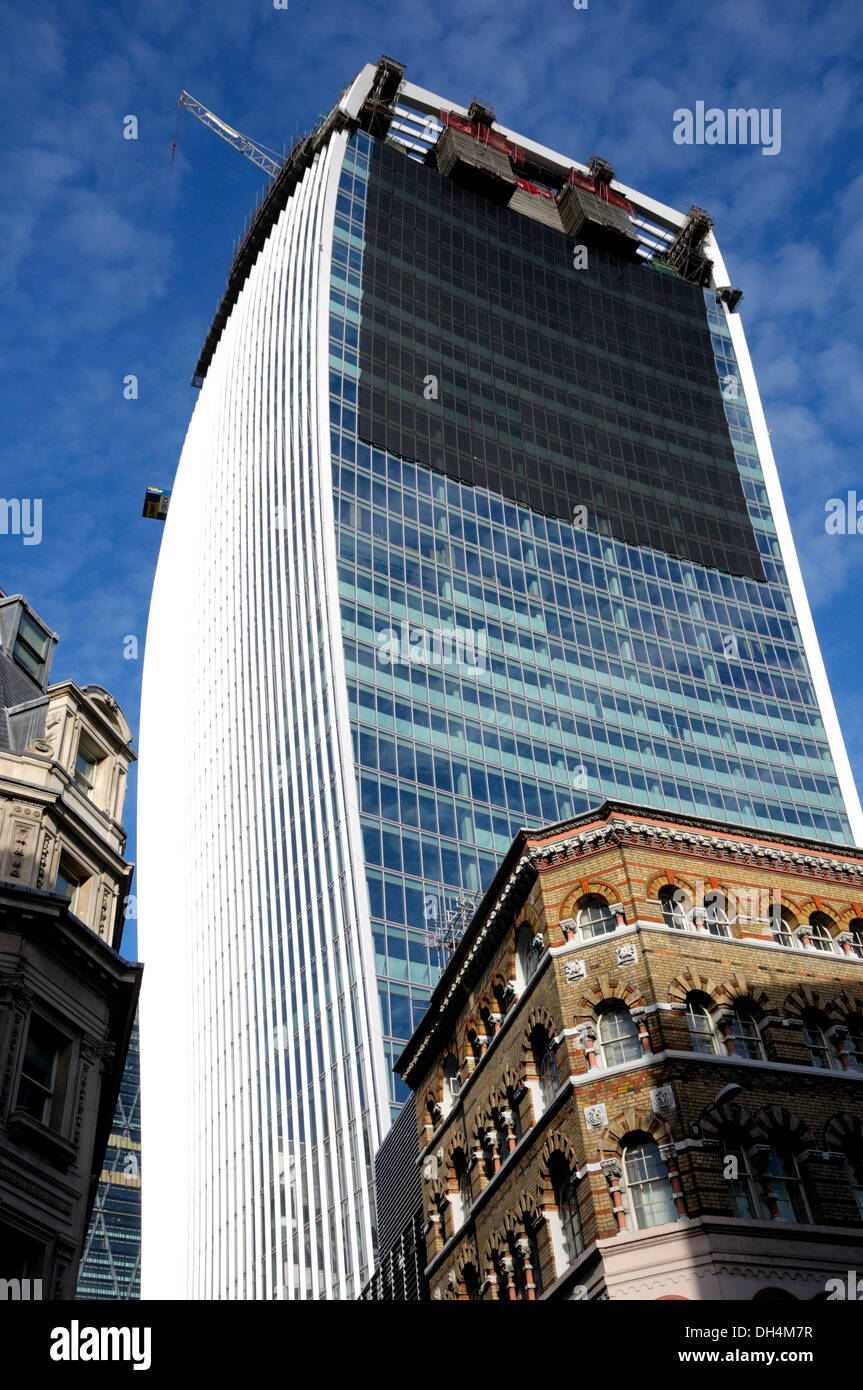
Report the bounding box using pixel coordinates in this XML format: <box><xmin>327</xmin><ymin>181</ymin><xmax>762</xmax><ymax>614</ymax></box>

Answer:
<box><xmin>331</xmin><ymin>128</ymin><xmax>857</xmax><ymax>1110</ymax></box>
<box><xmin>139</xmin><ymin>62</ymin><xmax>862</xmax><ymax>1301</ymax></box>
<box><xmin>76</xmin><ymin>1017</ymin><xmax>141</xmax><ymax>1299</ymax></box>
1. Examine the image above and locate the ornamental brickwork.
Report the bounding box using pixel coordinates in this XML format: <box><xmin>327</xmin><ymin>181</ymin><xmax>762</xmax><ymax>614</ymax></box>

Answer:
<box><xmin>396</xmin><ymin>800</ymin><xmax>863</xmax><ymax>1301</ymax></box>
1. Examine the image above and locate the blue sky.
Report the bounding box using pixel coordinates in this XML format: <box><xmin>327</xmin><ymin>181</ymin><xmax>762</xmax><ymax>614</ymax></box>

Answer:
<box><xmin>2</xmin><ymin>0</ymin><xmax>862</xmax><ymax>958</ymax></box>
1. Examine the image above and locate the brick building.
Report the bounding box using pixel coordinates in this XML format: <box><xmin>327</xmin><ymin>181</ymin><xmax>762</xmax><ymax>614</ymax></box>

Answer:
<box><xmin>395</xmin><ymin>800</ymin><xmax>863</xmax><ymax>1300</ymax></box>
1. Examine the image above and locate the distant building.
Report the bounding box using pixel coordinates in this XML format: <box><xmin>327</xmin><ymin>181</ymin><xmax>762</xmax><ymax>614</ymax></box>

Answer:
<box><xmin>360</xmin><ymin>1100</ymin><xmax>427</xmax><ymax>1301</ymax></box>
<box><xmin>0</xmin><ymin>589</ymin><xmax>141</xmax><ymax>1299</ymax></box>
<box><xmin>396</xmin><ymin>801</ymin><xmax>863</xmax><ymax>1301</ymax></box>
<box><xmin>76</xmin><ymin>1014</ymin><xmax>141</xmax><ymax>1299</ymax></box>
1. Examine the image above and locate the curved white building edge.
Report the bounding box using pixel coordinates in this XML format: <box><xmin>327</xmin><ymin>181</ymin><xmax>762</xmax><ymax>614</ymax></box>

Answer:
<box><xmin>139</xmin><ymin>129</ymin><xmax>391</xmax><ymax>1300</ymax></box>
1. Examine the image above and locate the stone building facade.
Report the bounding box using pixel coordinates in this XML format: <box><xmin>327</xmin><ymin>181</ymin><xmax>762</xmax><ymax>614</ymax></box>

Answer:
<box><xmin>396</xmin><ymin>800</ymin><xmax>863</xmax><ymax>1300</ymax></box>
<box><xmin>0</xmin><ymin>590</ymin><xmax>141</xmax><ymax>1299</ymax></box>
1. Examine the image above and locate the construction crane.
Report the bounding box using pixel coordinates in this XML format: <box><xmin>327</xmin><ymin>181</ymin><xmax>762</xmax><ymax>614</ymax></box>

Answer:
<box><xmin>176</xmin><ymin>92</ymin><xmax>282</xmax><ymax>178</ymax></box>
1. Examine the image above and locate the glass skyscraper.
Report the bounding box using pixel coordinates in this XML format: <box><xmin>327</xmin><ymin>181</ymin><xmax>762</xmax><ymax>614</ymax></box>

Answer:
<box><xmin>138</xmin><ymin>58</ymin><xmax>862</xmax><ymax>1300</ymax></box>
<box><xmin>76</xmin><ymin>1017</ymin><xmax>141</xmax><ymax>1299</ymax></box>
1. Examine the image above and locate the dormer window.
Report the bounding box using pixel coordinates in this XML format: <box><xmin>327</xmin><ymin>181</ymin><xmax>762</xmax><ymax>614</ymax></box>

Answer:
<box><xmin>12</xmin><ymin>611</ymin><xmax>51</xmax><ymax>683</ymax></box>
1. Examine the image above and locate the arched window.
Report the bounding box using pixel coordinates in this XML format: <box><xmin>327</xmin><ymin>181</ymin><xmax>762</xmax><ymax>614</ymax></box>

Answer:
<box><xmin>443</xmin><ymin>1054</ymin><xmax>461</xmax><ymax>1113</ymax></box>
<box><xmin>808</xmin><ymin>912</ymin><xmax>835</xmax><ymax>953</ymax></box>
<box><xmin>703</xmin><ymin>890</ymin><xmax>730</xmax><ymax>937</ymax></box>
<box><xmin>623</xmin><ymin>1139</ymin><xmax>678</xmax><ymax>1229</ymax></box>
<box><xmin>466</xmin><ymin>1025</ymin><xmax>485</xmax><ymax>1068</ymax></box>
<box><xmin>685</xmin><ymin>993</ymin><xmax>718</xmax><ymax>1055</ymax></box>
<box><xmin>847</xmin><ymin>919</ymin><xmax>863</xmax><ymax>959</ymax></box>
<box><xmin>771</xmin><ymin>907</ymin><xmax>796</xmax><ymax>948</ymax></box>
<box><xmin>723</xmin><ymin>1139</ymin><xmax>759</xmax><ymax>1218</ymax></box>
<box><xmin>801</xmin><ymin>1009</ymin><xmax>832</xmax><ymax>1069</ymax></box>
<box><xmin>461</xmin><ymin>1262</ymin><xmax>481</xmax><ymax>1300</ymax></box>
<box><xmin>576</xmin><ymin>894</ymin><xmax>616</xmax><ymax>940</ymax></box>
<box><xmin>725</xmin><ymin>1001</ymin><xmax>765</xmax><ymax>1060</ymax></box>
<box><xmin>762</xmin><ymin>1146</ymin><xmax>808</xmax><ymax>1223</ymax></box>
<box><xmin>515</xmin><ymin>925</ymin><xmax>542</xmax><ymax>989</ymax></box>
<box><xmin>599</xmin><ymin>1002</ymin><xmax>642</xmax><ymax>1067</ymax></box>
<box><xmin>531</xmin><ymin>1026</ymin><xmax>559</xmax><ymax>1109</ymax></box>
<box><xmin>493</xmin><ymin>978</ymin><xmax>510</xmax><ymax>1023</ymax></box>
<box><xmin>549</xmin><ymin>1152</ymin><xmax>584</xmax><ymax>1266</ymax></box>
<box><xmin>659</xmin><ymin>885</ymin><xmax>687</xmax><ymax>930</ymax></box>
<box><xmin>451</xmin><ymin>1149</ymin><xmax>472</xmax><ymax>1228</ymax></box>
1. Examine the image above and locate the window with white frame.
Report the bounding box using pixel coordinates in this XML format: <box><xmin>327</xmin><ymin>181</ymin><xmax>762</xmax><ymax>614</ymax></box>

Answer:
<box><xmin>723</xmin><ymin>1139</ymin><xmax>759</xmax><ymax>1218</ymax></box>
<box><xmin>531</xmin><ymin>1026</ymin><xmax>559</xmax><ymax>1110</ymax></box>
<box><xmin>801</xmin><ymin>1009</ymin><xmax>832</xmax><ymax>1069</ymax></box>
<box><xmin>685</xmin><ymin>994</ymin><xmax>718</xmax><ymax>1055</ymax></box>
<box><xmin>702</xmin><ymin>890</ymin><xmax>730</xmax><ymax>937</ymax></box>
<box><xmin>807</xmin><ymin>912</ymin><xmax>835</xmax><ymax>953</ymax></box>
<box><xmin>599</xmin><ymin>1003</ymin><xmax>642</xmax><ymax>1068</ymax></box>
<box><xmin>443</xmin><ymin>1053</ymin><xmax>461</xmax><ymax>1113</ymax></box>
<box><xmin>762</xmin><ymin>1145</ymin><xmax>809</xmax><ymax>1223</ymax></box>
<box><xmin>659</xmin><ymin>885</ymin><xmax>687</xmax><ymax>930</ymax></box>
<box><xmin>725</xmin><ymin>1001</ymin><xmax>765</xmax><ymax>1060</ymax></box>
<box><xmin>771</xmin><ymin>907</ymin><xmax>796</xmax><ymax>948</ymax></box>
<box><xmin>848</xmin><ymin>919</ymin><xmax>863</xmax><ymax>960</ymax></box>
<box><xmin>622</xmin><ymin>1139</ymin><xmax>678</xmax><ymax>1230</ymax></box>
<box><xmin>844</xmin><ymin>1017</ymin><xmax>863</xmax><ymax>1072</ymax></box>
<box><xmin>515</xmin><ymin>925</ymin><xmax>542</xmax><ymax>990</ymax></box>
<box><xmin>576</xmin><ymin>894</ymin><xmax>616</xmax><ymax>940</ymax></box>
<box><xmin>549</xmin><ymin>1152</ymin><xmax>584</xmax><ymax>1266</ymax></box>
<box><xmin>451</xmin><ymin>1148</ymin><xmax>472</xmax><ymax>1229</ymax></box>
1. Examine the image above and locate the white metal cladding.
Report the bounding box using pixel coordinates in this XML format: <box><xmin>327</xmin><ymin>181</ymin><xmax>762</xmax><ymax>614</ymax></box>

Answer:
<box><xmin>138</xmin><ymin>129</ymin><xmax>391</xmax><ymax>1301</ymax></box>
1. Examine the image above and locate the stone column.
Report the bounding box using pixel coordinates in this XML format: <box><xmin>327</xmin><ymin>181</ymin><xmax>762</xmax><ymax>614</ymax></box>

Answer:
<box><xmin>486</xmin><ymin>1129</ymin><xmax>501</xmax><ymax>1174</ymax></box>
<box><xmin>516</xmin><ymin>1237</ymin><xmax>537</xmax><ymax>1301</ymax></box>
<box><xmin>501</xmin><ymin>1109</ymin><xmax>518</xmax><ymax>1154</ymax></box>
<box><xmin>660</xmin><ymin>1143</ymin><xmax>688</xmax><ymax>1218</ymax></box>
<box><xmin>575</xmin><ymin>1021</ymin><xmax>599</xmax><ymax>1070</ymax></box>
<box><xmin>631</xmin><ymin>1006</ymin><xmax>652</xmax><ymax>1054</ymax></box>
<box><xmin>601</xmin><ymin>1158</ymin><xmax>627</xmax><ymax>1232</ymax></box>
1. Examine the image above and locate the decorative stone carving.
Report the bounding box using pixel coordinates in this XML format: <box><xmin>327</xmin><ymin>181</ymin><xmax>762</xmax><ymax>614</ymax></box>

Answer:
<box><xmin>600</xmin><ymin>1157</ymin><xmax>621</xmax><ymax>1181</ymax></box>
<box><xmin>564</xmin><ymin>958</ymin><xmax>587</xmax><ymax>982</ymax></box>
<box><xmin>584</xmin><ymin>1102</ymin><xmax>608</xmax><ymax>1131</ymax></box>
<box><xmin>615</xmin><ymin>942</ymin><xmax>637</xmax><ymax>966</ymax></box>
<box><xmin>36</xmin><ymin>833</ymin><xmax>52</xmax><ymax>890</ymax></box>
<box><xmin>651</xmin><ymin>1085</ymin><xmax>676</xmax><ymax>1115</ymax></box>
